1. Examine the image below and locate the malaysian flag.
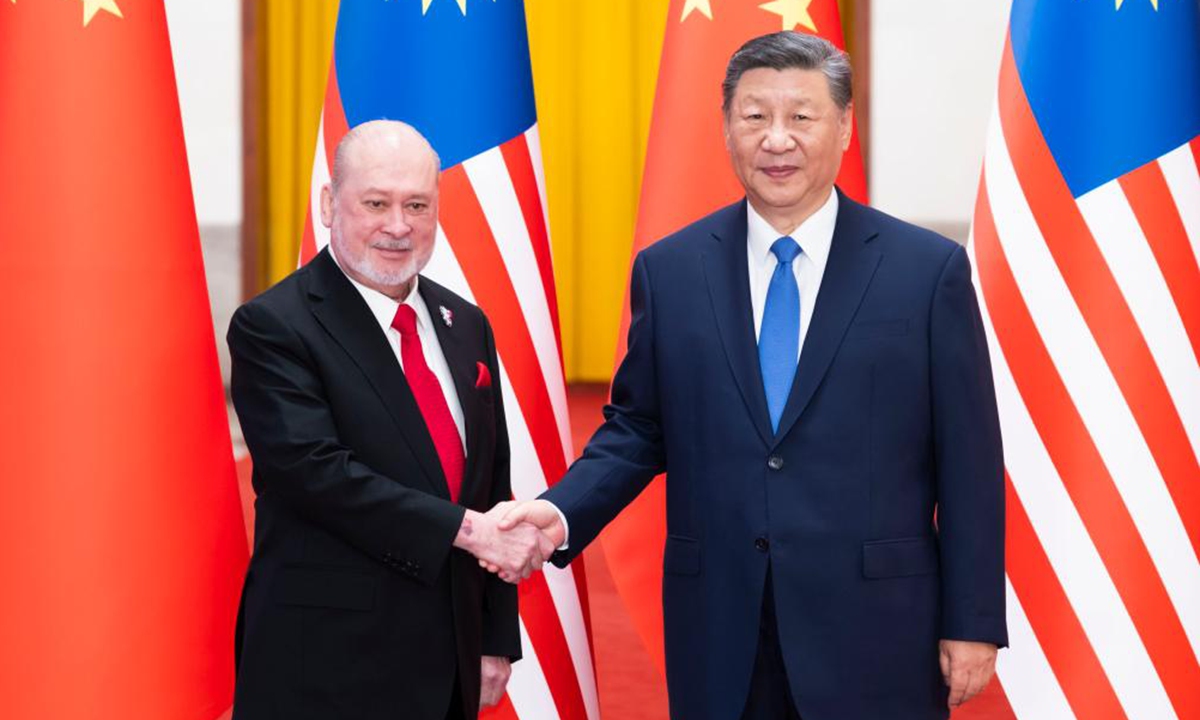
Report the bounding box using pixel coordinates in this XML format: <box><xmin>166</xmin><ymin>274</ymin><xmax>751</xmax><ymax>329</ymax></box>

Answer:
<box><xmin>300</xmin><ymin>2</ymin><xmax>598</xmax><ymax>719</ymax></box>
<box><xmin>968</xmin><ymin>0</ymin><xmax>1200</xmax><ymax>717</ymax></box>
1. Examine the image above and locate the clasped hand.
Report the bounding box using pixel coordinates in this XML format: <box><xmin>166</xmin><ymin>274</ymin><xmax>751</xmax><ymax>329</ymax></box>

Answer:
<box><xmin>455</xmin><ymin>502</ymin><xmax>557</xmax><ymax>583</ymax></box>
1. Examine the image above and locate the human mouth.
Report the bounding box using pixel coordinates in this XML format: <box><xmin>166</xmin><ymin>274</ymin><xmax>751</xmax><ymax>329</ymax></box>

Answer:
<box><xmin>372</xmin><ymin>241</ymin><xmax>412</xmax><ymax>257</ymax></box>
<box><xmin>761</xmin><ymin>165</ymin><xmax>798</xmax><ymax>179</ymax></box>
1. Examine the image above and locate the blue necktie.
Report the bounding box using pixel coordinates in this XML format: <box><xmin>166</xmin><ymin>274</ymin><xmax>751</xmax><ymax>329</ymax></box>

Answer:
<box><xmin>759</xmin><ymin>237</ymin><xmax>801</xmax><ymax>432</ymax></box>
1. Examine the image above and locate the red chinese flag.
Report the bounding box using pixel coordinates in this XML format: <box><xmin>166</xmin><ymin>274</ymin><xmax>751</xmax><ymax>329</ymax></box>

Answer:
<box><xmin>0</xmin><ymin>1</ymin><xmax>248</xmax><ymax>717</ymax></box>
<box><xmin>600</xmin><ymin>0</ymin><xmax>868</xmax><ymax>679</ymax></box>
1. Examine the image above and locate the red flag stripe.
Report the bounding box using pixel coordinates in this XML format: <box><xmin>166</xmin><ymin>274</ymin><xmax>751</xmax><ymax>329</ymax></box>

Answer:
<box><xmin>973</xmin><ymin>188</ymin><xmax>1164</xmax><ymax>716</ymax></box>
<box><xmin>500</xmin><ymin>134</ymin><xmax>565</xmax><ymax>362</ymax></box>
<box><xmin>1120</xmin><ymin>161</ymin><xmax>1200</xmax><ymax>363</ymax></box>
<box><xmin>1004</xmin><ymin>475</ymin><xmax>1126</xmax><ymax>720</ymax></box>
<box><xmin>437</xmin><ymin>166</ymin><xmax>569</xmax><ymax>485</ymax></box>
<box><xmin>492</xmin><ymin>136</ymin><xmax>595</xmax><ymax>657</ymax></box>
<box><xmin>435</xmin><ymin>170</ymin><xmax>587</xmax><ymax>713</ymax></box>
<box><xmin>974</xmin><ymin>168</ymin><xmax>1200</xmax><ymax>717</ymax></box>
<box><xmin>997</xmin><ymin>42</ymin><xmax>1200</xmax><ymax>561</ymax></box>
<box><xmin>321</xmin><ymin>62</ymin><xmax>350</xmax><ymax>188</ymax></box>
<box><xmin>518</xmin><ymin>574</ymin><xmax>590</xmax><ymax>720</ymax></box>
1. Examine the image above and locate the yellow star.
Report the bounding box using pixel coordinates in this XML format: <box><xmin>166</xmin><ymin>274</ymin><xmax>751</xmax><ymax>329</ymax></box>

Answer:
<box><xmin>423</xmin><ymin>0</ymin><xmax>493</xmax><ymax>15</ymax></box>
<box><xmin>680</xmin><ymin>0</ymin><xmax>713</xmax><ymax>22</ymax></box>
<box><xmin>1115</xmin><ymin>0</ymin><xmax>1159</xmax><ymax>8</ymax></box>
<box><xmin>80</xmin><ymin>0</ymin><xmax>122</xmax><ymax>26</ymax></box>
<box><xmin>759</xmin><ymin>0</ymin><xmax>817</xmax><ymax>33</ymax></box>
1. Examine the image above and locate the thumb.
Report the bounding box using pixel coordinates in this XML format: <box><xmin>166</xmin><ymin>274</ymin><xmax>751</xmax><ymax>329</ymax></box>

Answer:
<box><xmin>497</xmin><ymin>503</ymin><xmax>530</xmax><ymax>530</ymax></box>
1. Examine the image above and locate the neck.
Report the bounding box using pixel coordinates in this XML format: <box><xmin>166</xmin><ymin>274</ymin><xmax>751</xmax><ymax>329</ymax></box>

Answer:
<box><xmin>752</xmin><ymin>186</ymin><xmax>834</xmax><ymax>237</ymax></box>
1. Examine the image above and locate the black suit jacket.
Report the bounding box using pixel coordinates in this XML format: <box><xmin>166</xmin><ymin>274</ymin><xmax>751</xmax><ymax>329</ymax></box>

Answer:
<box><xmin>228</xmin><ymin>248</ymin><xmax>518</xmax><ymax>720</ymax></box>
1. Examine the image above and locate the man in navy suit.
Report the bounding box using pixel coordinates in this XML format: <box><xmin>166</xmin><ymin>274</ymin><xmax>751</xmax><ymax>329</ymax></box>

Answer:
<box><xmin>498</xmin><ymin>32</ymin><xmax>1007</xmax><ymax>719</ymax></box>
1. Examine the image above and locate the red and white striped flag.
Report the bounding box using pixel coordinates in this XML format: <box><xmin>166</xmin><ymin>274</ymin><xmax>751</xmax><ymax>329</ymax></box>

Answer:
<box><xmin>968</xmin><ymin>0</ymin><xmax>1200</xmax><ymax>717</ymax></box>
<box><xmin>299</xmin><ymin>2</ymin><xmax>598</xmax><ymax>719</ymax></box>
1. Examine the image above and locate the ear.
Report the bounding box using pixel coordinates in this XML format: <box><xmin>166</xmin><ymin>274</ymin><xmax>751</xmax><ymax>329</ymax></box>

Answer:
<box><xmin>319</xmin><ymin>184</ymin><xmax>335</xmax><ymax>229</ymax></box>
<box><xmin>839</xmin><ymin>101</ymin><xmax>854</xmax><ymax>152</ymax></box>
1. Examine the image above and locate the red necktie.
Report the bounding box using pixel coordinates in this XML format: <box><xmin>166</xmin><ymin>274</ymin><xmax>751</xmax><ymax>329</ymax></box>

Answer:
<box><xmin>392</xmin><ymin>304</ymin><xmax>464</xmax><ymax>503</ymax></box>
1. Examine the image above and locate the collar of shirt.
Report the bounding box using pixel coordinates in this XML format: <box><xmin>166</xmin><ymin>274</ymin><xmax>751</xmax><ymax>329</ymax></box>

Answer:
<box><xmin>328</xmin><ymin>247</ymin><xmax>433</xmax><ymax>337</ymax></box>
<box><xmin>745</xmin><ymin>188</ymin><xmax>838</xmax><ymax>274</ymax></box>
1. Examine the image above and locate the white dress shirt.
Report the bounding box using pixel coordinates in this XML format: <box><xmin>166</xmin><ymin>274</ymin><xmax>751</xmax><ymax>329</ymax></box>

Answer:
<box><xmin>330</xmin><ymin>250</ymin><xmax>467</xmax><ymax>454</ymax></box>
<box><xmin>746</xmin><ymin>189</ymin><xmax>838</xmax><ymax>359</ymax></box>
<box><xmin>554</xmin><ymin>191</ymin><xmax>840</xmax><ymax>547</ymax></box>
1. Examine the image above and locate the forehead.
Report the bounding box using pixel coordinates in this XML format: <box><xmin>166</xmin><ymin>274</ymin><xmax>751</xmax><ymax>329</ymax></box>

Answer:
<box><xmin>731</xmin><ymin>66</ymin><xmax>833</xmax><ymax>105</ymax></box>
<box><xmin>341</xmin><ymin>139</ymin><xmax>438</xmax><ymax>192</ymax></box>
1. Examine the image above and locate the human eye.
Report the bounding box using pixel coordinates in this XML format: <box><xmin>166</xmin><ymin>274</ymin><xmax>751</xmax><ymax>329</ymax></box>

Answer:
<box><xmin>405</xmin><ymin>201</ymin><xmax>429</xmax><ymax>213</ymax></box>
<box><xmin>364</xmin><ymin>199</ymin><xmax>386</xmax><ymax>210</ymax></box>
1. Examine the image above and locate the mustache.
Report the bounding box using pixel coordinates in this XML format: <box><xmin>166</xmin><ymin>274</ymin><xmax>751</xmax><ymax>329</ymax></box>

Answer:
<box><xmin>371</xmin><ymin>239</ymin><xmax>412</xmax><ymax>251</ymax></box>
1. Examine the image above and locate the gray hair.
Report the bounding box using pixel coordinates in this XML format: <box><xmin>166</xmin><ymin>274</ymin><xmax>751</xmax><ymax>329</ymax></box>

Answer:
<box><xmin>330</xmin><ymin>119</ymin><xmax>441</xmax><ymax>193</ymax></box>
<box><xmin>722</xmin><ymin>31</ymin><xmax>853</xmax><ymax>114</ymax></box>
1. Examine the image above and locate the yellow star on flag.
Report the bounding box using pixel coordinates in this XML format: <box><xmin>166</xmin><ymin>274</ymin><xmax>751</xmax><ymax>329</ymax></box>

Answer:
<box><xmin>680</xmin><ymin>0</ymin><xmax>713</xmax><ymax>22</ymax></box>
<box><xmin>759</xmin><ymin>0</ymin><xmax>817</xmax><ymax>33</ymax></box>
<box><xmin>81</xmin><ymin>0</ymin><xmax>122</xmax><ymax>26</ymax></box>
<box><xmin>1115</xmin><ymin>0</ymin><xmax>1159</xmax><ymax>9</ymax></box>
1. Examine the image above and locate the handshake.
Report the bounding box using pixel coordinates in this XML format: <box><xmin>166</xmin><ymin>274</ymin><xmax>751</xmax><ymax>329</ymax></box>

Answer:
<box><xmin>452</xmin><ymin>500</ymin><xmax>566</xmax><ymax>584</ymax></box>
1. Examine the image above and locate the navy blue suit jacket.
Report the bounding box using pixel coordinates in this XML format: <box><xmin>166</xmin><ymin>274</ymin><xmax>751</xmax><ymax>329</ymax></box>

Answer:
<box><xmin>544</xmin><ymin>192</ymin><xmax>1007</xmax><ymax>720</ymax></box>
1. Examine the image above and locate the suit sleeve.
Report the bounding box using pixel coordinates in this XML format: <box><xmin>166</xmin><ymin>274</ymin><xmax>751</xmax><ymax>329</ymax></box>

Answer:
<box><xmin>228</xmin><ymin>299</ymin><xmax>465</xmax><ymax>586</ymax></box>
<box><xmin>544</xmin><ymin>251</ymin><xmax>667</xmax><ymax>565</ymax></box>
<box><xmin>929</xmin><ymin>244</ymin><xmax>1008</xmax><ymax>647</ymax></box>
<box><xmin>478</xmin><ymin>317</ymin><xmax>521</xmax><ymax>660</ymax></box>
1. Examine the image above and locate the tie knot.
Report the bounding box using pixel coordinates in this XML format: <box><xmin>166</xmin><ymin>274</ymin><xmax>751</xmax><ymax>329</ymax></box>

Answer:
<box><xmin>771</xmin><ymin>236</ymin><xmax>801</xmax><ymax>264</ymax></box>
<box><xmin>391</xmin><ymin>304</ymin><xmax>418</xmax><ymax>336</ymax></box>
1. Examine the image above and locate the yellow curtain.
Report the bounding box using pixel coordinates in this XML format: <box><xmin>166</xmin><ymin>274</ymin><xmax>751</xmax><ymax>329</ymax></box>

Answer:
<box><xmin>250</xmin><ymin>0</ymin><xmax>340</xmax><ymax>291</ymax></box>
<box><xmin>253</xmin><ymin>0</ymin><xmax>854</xmax><ymax>382</ymax></box>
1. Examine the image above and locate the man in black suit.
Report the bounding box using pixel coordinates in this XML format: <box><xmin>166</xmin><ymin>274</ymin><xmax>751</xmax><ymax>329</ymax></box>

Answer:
<box><xmin>228</xmin><ymin>120</ymin><xmax>552</xmax><ymax>720</ymax></box>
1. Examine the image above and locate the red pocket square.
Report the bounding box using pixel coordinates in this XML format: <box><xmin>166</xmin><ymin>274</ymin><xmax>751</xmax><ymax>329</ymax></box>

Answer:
<box><xmin>475</xmin><ymin>361</ymin><xmax>492</xmax><ymax>389</ymax></box>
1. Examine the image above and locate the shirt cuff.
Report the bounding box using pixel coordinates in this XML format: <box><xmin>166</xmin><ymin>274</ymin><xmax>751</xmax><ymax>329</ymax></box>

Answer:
<box><xmin>549</xmin><ymin>502</ymin><xmax>570</xmax><ymax>551</ymax></box>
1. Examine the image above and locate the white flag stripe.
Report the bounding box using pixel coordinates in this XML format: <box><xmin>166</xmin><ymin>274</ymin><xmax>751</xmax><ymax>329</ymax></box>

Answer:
<box><xmin>463</xmin><ymin>149</ymin><xmax>573</xmax><ymax>465</ymax></box>
<box><xmin>507</xmin><ymin>620</ymin><xmax>563</xmax><ymax>720</ymax></box>
<box><xmin>995</xmin><ymin>578</ymin><xmax>1077</xmax><ymax>720</ymax></box>
<box><xmin>543</xmin><ymin>563</ymin><xmax>602</xmax><ymax>720</ymax></box>
<box><xmin>495</xmin><ymin>352</ymin><xmax>600</xmax><ymax>720</ymax></box>
<box><xmin>986</xmin><ymin>110</ymin><xmax>1200</xmax><ymax>654</ymax></box>
<box><xmin>968</xmin><ymin>238</ymin><xmax>1173</xmax><ymax>719</ymax></box>
<box><xmin>522</xmin><ymin>126</ymin><xmax>573</xmax><ymax>460</ymax></box>
<box><xmin>1077</xmin><ymin>181</ymin><xmax>1200</xmax><ymax>464</ymax></box>
<box><xmin>428</xmin><ymin>228</ymin><xmax>598</xmax><ymax>717</ymax></box>
<box><xmin>1157</xmin><ymin>143</ymin><xmax>1200</xmax><ymax>268</ymax></box>
<box><xmin>525</xmin><ymin>125</ymin><xmax>554</xmax><ymax>262</ymax></box>
<box><xmin>311</xmin><ymin>113</ymin><xmax>333</xmax><ymax>253</ymax></box>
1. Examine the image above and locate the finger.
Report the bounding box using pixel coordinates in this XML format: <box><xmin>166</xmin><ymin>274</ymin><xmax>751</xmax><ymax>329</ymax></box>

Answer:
<box><xmin>497</xmin><ymin>504</ymin><xmax>529</xmax><ymax>530</ymax></box>
<box><xmin>938</xmin><ymin>646</ymin><xmax>952</xmax><ymax>685</ymax></box>
<box><xmin>948</xmin><ymin>669</ymin><xmax>969</xmax><ymax>708</ymax></box>
<box><xmin>963</xmin><ymin>668</ymin><xmax>987</xmax><ymax>704</ymax></box>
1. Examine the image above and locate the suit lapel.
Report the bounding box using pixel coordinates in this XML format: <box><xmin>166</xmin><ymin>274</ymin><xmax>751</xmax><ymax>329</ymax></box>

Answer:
<box><xmin>773</xmin><ymin>192</ymin><xmax>881</xmax><ymax>443</ymax></box>
<box><xmin>305</xmin><ymin>250</ymin><xmax>450</xmax><ymax>499</ymax></box>
<box><xmin>702</xmin><ymin>201</ymin><xmax>774</xmax><ymax>446</ymax></box>
<box><xmin>420</xmin><ymin>281</ymin><xmax>484</xmax><ymax>507</ymax></box>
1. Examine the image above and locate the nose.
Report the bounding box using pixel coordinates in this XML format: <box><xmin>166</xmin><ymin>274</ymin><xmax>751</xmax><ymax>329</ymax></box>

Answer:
<box><xmin>761</xmin><ymin>119</ymin><xmax>796</xmax><ymax>153</ymax></box>
<box><xmin>381</xmin><ymin>206</ymin><xmax>411</xmax><ymax>237</ymax></box>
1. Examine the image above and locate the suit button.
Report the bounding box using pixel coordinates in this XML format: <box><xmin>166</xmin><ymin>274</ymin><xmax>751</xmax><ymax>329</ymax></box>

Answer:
<box><xmin>767</xmin><ymin>455</ymin><xmax>784</xmax><ymax>471</ymax></box>
<box><xmin>755</xmin><ymin>537</ymin><xmax>769</xmax><ymax>552</ymax></box>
